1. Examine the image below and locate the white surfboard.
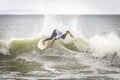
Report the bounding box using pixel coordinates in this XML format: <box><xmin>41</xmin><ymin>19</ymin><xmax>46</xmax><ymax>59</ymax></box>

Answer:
<box><xmin>38</xmin><ymin>39</ymin><xmax>50</xmax><ymax>50</ymax></box>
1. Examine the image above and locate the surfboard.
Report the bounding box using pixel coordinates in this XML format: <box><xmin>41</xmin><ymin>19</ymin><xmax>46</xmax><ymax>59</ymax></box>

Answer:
<box><xmin>38</xmin><ymin>39</ymin><xmax>50</xmax><ymax>50</ymax></box>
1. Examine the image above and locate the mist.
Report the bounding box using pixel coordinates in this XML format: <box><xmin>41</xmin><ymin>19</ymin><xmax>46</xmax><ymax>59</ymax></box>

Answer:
<box><xmin>0</xmin><ymin>15</ymin><xmax>120</xmax><ymax>39</ymax></box>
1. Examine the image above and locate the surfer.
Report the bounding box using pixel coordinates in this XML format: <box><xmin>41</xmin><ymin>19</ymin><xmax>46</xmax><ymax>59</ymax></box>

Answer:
<box><xmin>43</xmin><ymin>29</ymin><xmax>73</xmax><ymax>46</ymax></box>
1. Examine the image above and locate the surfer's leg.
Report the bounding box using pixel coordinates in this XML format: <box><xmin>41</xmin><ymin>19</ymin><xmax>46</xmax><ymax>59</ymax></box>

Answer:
<box><xmin>43</xmin><ymin>30</ymin><xmax>57</xmax><ymax>44</ymax></box>
<box><xmin>44</xmin><ymin>36</ymin><xmax>53</xmax><ymax>41</ymax></box>
<box><xmin>43</xmin><ymin>36</ymin><xmax>53</xmax><ymax>45</ymax></box>
<box><xmin>44</xmin><ymin>31</ymin><xmax>57</xmax><ymax>41</ymax></box>
<box><xmin>50</xmin><ymin>37</ymin><xmax>56</xmax><ymax>46</ymax></box>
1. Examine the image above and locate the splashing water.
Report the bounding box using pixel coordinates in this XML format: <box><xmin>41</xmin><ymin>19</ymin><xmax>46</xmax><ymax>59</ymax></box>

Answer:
<box><xmin>89</xmin><ymin>32</ymin><xmax>120</xmax><ymax>57</ymax></box>
<box><xmin>0</xmin><ymin>15</ymin><xmax>120</xmax><ymax>80</ymax></box>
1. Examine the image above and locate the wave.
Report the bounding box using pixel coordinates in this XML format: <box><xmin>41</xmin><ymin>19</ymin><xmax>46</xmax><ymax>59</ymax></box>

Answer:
<box><xmin>88</xmin><ymin>32</ymin><xmax>120</xmax><ymax>67</ymax></box>
<box><xmin>0</xmin><ymin>36</ymin><xmax>88</xmax><ymax>56</ymax></box>
<box><xmin>0</xmin><ymin>31</ymin><xmax>120</xmax><ymax>67</ymax></box>
<box><xmin>0</xmin><ymin>32</ymin><xmax>120</xmax><ymax>57</ymax></box>
<box><xmin>89</xmin><ymin>32</ymin><xmax>120</xmax><ymax>57</ymax></box>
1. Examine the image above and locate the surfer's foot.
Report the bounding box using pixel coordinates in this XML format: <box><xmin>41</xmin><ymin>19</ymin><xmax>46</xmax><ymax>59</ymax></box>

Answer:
<box><xmin>43</xmin><ymin>41</ymin><xmax>45</xmax><ymax>45</ymax></box>
<box><xmin>71</xmin><ymin>34</ymin><xmax>73</xmax><ymax>37</ymax></box>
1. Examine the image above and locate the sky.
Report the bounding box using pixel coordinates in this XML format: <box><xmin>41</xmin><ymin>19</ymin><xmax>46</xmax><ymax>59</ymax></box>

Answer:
<box><xmin>0</xmin><ymin>0</ymin><xmax>119</xmax><ymax>14</ymax></box>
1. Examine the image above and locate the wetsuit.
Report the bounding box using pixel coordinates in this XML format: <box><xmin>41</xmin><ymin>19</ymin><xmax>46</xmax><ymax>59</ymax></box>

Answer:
<box><xmin>44</xmin><ymin>29</ymin><xmax>64</xmax><ymax>41</ymax></box>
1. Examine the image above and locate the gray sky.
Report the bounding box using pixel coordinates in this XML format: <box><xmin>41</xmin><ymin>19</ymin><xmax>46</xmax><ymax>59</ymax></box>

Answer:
<box><xmin>0</xmin><ymin>0</ymin><xmax>119</xmax><ymax>14</ymax></box>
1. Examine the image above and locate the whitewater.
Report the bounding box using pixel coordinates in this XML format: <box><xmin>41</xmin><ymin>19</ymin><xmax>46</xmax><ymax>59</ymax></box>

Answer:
<box><xmin>0</xmin><ymin>15</ymin><xmax>120</xmax><ymax>80</ymax></box>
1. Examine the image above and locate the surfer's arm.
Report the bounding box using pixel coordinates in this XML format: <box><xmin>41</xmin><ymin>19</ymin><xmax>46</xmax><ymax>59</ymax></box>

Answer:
<box><xmin>66</xmin><ymin>30</ymin><xmax>73</xmax><ymax>37</ymax></box>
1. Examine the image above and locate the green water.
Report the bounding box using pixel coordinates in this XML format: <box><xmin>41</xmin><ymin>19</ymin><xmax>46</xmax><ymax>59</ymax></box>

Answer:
<box><xmin>0</xmin><ymin>38</ymin><xmax>120</xmax><ymax>80</ymax></box>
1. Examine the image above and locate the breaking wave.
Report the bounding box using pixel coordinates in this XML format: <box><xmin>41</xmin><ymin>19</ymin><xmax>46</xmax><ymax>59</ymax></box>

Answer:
<box><xmin>0</xmin><ymin>32</ymin><xmax>120</xmax><ymax>67</ymax></box>
<box><xmin>89</xmin><ymin>32</ymin><xmax>120</xmax><ymax>57</ymax></box>
<box><xmin>0</xmin><ymin>16</ymin><xmax>120</xmax><ymax>77</ymax></box>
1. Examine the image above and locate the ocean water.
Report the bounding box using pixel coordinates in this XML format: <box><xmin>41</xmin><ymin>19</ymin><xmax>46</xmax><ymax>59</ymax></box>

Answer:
<box><xmin>0</xmin><ymin>15</ymin><xmax>120</xmax><ymax>80</ymax></box>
